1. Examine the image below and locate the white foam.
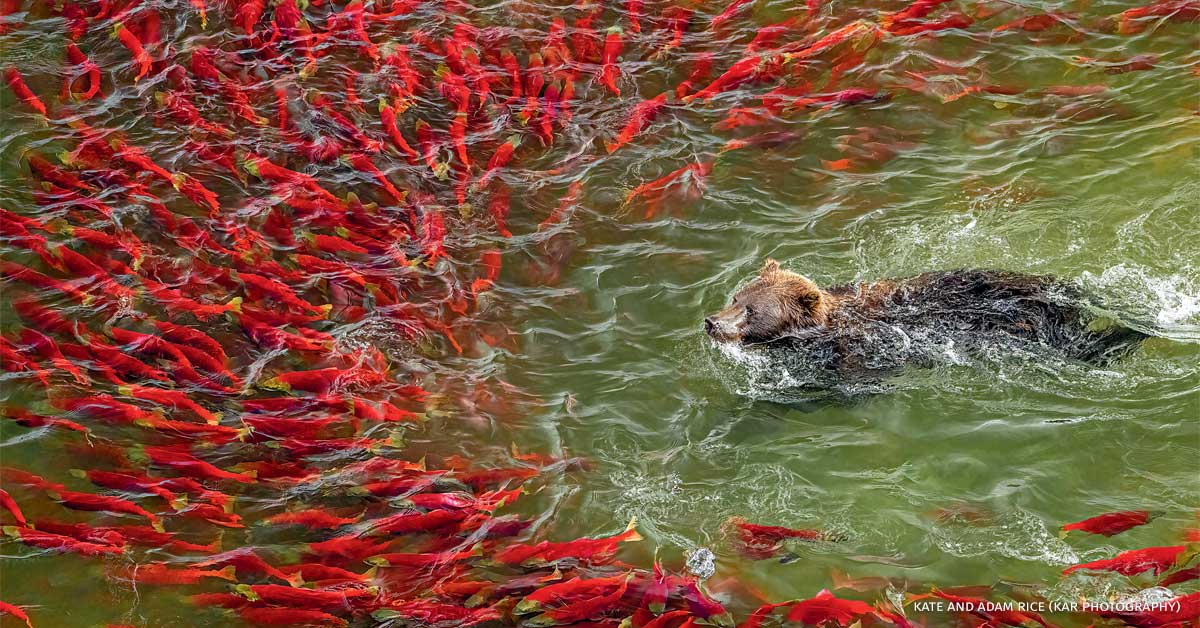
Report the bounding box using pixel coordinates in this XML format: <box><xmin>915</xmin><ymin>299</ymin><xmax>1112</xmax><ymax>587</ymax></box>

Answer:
<box><xmin>685</xmin><ymin>547</ymin><xmax>716</xmax><ymax>580</ymax></box>
<box><xmin>1081</xmin><ymin>263</ymin><xmax>1200</xmax><ymax>327</ymax></box>
<box><xmin>712</xmin><ymin>340</ymin><xmax>804</xmax><ymax>397</ymax></box>
<box><xmin>713</xmin><ymin>339</ymin><xmax>770</xmax><ymax>369</ymax></box>
<box><xmin>931</xmin><ymin>509</ymin><xmax>1080</xmax><ymax>566</ymax></box>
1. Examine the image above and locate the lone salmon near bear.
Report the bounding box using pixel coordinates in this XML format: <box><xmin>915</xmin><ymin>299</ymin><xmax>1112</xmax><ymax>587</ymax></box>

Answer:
<box><xmin>706</xmin><ymin>260</ymin><xmax>1147</xmax><ymax>376</ymax></box>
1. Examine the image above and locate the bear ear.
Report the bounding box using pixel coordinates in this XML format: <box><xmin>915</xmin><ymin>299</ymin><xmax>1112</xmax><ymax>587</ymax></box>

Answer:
<box><xmin>794</xmin><ymin>287</ymin><xmax>821</xmax><ymax>309</ymax></box>
<box><xmin>761</xmin><ymin>259</ymin><xmax>781</xmax><ymax>276</ymax></box>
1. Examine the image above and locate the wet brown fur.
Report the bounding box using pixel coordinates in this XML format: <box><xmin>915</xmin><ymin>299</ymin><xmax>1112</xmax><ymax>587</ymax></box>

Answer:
<box><xmin>705</xmin><ymin>260</ymin><xmax>843</xmax><ymax>344</ymax></box>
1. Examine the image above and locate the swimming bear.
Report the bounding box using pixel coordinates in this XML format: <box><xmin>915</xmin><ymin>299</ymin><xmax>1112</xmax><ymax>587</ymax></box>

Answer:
<box><xmin>704</xmin><ymin>260</ymin><xmax>1146</xmax><ymax>377</ymax></box>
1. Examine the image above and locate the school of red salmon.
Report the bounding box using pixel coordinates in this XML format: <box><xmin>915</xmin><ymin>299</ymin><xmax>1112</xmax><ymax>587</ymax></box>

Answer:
<box><xmin>1</xmin><ymin>0</ymin><xmax>1198</xmax><ymax>626</ymax></box>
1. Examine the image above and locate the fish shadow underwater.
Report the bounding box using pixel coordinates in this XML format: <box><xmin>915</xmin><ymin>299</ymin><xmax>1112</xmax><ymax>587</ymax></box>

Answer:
<box><xmin>705</xmin><ymin>262</ymin><xmax>1153</xmax><ymax>404</ymax></box>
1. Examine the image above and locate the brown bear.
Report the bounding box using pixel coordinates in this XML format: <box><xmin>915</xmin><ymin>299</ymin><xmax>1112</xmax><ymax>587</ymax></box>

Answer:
<box><xmin>705</xmin><ymin>260</ymin><xmax>1146</xmax><ymax>376</ymax></box>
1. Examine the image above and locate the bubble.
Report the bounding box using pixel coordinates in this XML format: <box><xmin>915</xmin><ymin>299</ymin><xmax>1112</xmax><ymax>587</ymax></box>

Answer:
<box><xmin>685</xmin><ymin>547</ymin><xmax>716</xmax><ymax>581</ymax></box>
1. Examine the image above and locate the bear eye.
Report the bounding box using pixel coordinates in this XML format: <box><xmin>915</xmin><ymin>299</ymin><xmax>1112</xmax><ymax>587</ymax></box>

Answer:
<box><xmin>744</xmin><ymin>305</ymin><xmax>754</xmax><ymax>318</ymax></box>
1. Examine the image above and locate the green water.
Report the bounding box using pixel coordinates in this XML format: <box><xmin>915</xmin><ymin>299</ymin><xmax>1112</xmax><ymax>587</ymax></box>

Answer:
<box><xmin>483</xmin><ymin>12</ymin><xmax>1200</xmax><ymax>610</ymax></box>
<box><xmin>0</xmin><ymin>0</ymin><xmax>1198</xmax><ymax>626</ymax></box>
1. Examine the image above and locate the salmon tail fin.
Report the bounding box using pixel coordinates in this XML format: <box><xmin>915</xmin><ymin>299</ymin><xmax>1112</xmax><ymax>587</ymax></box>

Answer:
<box><xmin>623</xmin><ymin>516</ymin><xmax>643</xmax><ymax>542</ymax></box>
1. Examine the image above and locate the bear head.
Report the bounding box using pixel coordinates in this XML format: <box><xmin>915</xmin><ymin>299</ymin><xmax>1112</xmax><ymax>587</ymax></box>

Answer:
<box><xmin>704</xmin><ymin>259</ymin><xmax>831</xmax><ymax>344</ymax></box>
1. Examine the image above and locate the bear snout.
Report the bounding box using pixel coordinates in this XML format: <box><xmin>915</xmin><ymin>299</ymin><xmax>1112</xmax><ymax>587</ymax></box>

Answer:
<box><xmin>703</xmin><ymin>317</ymin><xmax>727</xmax><ymax>340</ymax></box>
<box><xmin>704</xmin><ymin>309</ymin><xmax>742</xmax><ymax>342</ymax></box>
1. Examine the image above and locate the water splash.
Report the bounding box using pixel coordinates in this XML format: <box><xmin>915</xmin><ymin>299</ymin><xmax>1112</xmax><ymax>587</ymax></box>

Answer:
<box><xmin>930</xmin><ymin>509</ymin><xmax>1079</xmax><ymax>566</ymax></box>
<box><xmin>1080</xmin><ymin>263</ymin><xmax>1200</xmax><ymax>336</ymax></box>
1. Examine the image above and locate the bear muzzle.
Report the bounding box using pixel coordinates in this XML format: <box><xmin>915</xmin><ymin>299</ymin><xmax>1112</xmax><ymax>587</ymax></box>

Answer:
<box><xmin>704</xmin><ymin>306</ymin><xmax>744</xmax><ymax>342</ymax></box>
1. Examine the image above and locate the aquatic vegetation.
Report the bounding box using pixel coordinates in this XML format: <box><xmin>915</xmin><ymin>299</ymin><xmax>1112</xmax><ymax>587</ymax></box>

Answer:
<box><xmin>0</xmin><ymin>0</ymin><xmax>1196</xmax><ymax>626</ymax></box>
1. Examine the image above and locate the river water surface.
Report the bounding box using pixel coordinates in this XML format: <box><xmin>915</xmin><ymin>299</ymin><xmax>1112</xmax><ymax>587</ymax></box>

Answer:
<box><xmin>487</xmin><ymin>9</ymin><xmax>1200</xmax><ymax>606</ymax></box>
<box><xmin>0</xmin><ymin>0</ymin><xmax>1198</xmax><ymax>626</ymax></box>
